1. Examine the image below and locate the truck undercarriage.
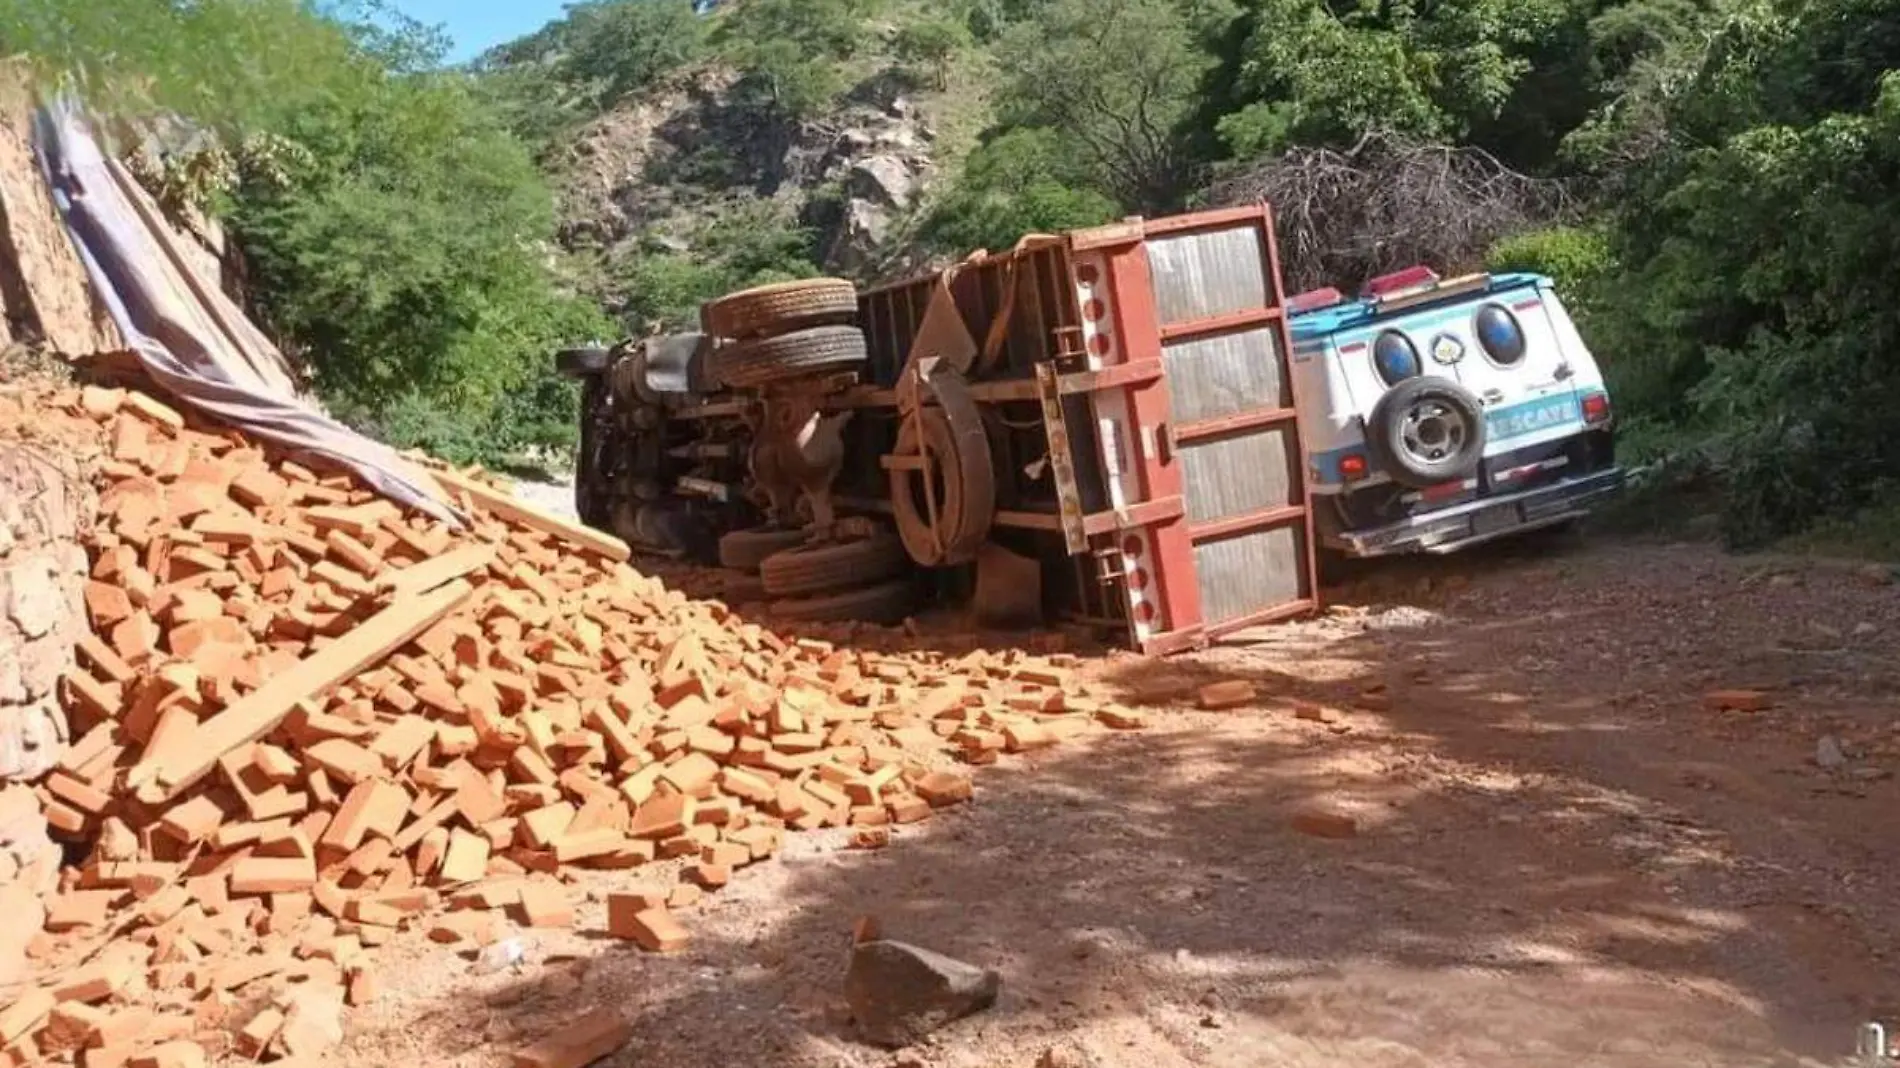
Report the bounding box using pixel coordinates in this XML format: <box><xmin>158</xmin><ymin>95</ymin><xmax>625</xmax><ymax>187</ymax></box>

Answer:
<box><xmin>565</xmin><ymin>206</ymin><xmax>1323</xmax><ymax>654</ymax></box>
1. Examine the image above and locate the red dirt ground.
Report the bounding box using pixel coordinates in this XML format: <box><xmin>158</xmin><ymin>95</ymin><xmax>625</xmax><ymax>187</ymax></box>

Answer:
<box><xmin>336</xmin><ymin>534</ymin><xmax>1900</xmax><ymax>1068</ymax></box>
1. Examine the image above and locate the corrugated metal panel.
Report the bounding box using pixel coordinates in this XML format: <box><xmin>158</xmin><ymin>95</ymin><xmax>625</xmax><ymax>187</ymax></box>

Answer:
<box><xmin>1194</xmin><ymin>526</ymin><xmax>1306</xmax><ymax>624</ymax></box>
<box><xmin>1145</xmin><ymin>227</ymin><xmax>1268</xmax><ymax>326</ymax></box>
<box><xmin>1160</xmin><ymin>328</ymin><xmax>1288</xmax><ymax>423</ymax></box>
<box><xmin>1177</xmin><ymin>430</ymin><xmax>1296</xmax><ymax>523</ymax></box>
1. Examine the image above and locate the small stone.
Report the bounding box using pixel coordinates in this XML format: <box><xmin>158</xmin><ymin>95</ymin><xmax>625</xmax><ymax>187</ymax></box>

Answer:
<box><xmin>1858</xmin><ymin>564</ymin><xmax>1893</xmax><ymax>587</ymax></box>
<box><xmin>1038</xmin><ymin>1043</ymin><xmax>1094</xmax><ymax>1068</ymax></box>
<box><xmin>1855</xmin><ymin>622</ymin><xmax>1878</xmax><ymax>637</ymax></box>
<box><xmin>844</xmin><ymin>941</ymin><xmax>1000</xmax><ymax>1049</ymax></box>
<box><xmin>1816</xmin><ymin>736</ymin><xmax>1847</xmax><ymax>769</ymax></box>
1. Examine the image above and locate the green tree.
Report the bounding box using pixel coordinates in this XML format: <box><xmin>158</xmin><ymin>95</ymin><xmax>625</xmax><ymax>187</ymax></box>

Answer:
<box><xmin>1583</xmin><ymin>0</ymin><xmax>1900</xmax><ymax>544</ymax></box>
<box><xmin>895</xmin><ymin>14</ymin><xmax>973</xmax><ymax>89</ymax></box>
<box><xmin>0</xmin><ymin>0</ymin><xmax>370</xmax><ymax>133</ymax></box>
<box><xmin>996</xmin><ymin>0</ymin><xmax>1213</xmax><ymax>209</ymax></box>
<box><xmin>716</xmin><ymin>0</ymin><xmax>882</xmax><ymax>118</ymax></box>
<box><xmin>563</xmin><ymin>0</ymin><xmax>705</xmax><ymax>108</ymax></box>
<box><xmin>227</xmin><ymin>62</ymin><xmax>612</xmax><ymax>456</ymax></box>
<box><xmin>1223</xmin><ymin>0</ymin><xmax>1565</xmax><ymax>152</ymax></box>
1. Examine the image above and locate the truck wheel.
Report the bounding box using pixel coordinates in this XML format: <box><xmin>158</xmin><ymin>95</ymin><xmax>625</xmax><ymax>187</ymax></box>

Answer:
<box><xmin>711</xmin><ymin>325</ymin><xmax>867</xmax><ymax>391</ymax></box>
<box><xmin>889</xmin><ymin>373</ymin><xmax>994</xmax><ymax>568</ymax></box>
<box><xmin>704</xmin><ymin>279</ymin><xmax>858</xmax><ymax>342</ymax></box>
<box><xmin>718</xmin><ymin>524</ymin><xmax>808</xmax><ymax>573</ymax></box>
<box><xmin>721</xmin><ymin>570</ymin><xmax>768</xmax><ymax>606</ymax></box>
<box><xmin>760</xmin><ymin>532</ymin><xmax>907</xmax><ymax>597</ymax></box>
<box><xmin>769</xmin><ymin>579</ymin><xmax>916</xmax><ymax>625</ymax></box>
<box><xmin>574</xmin><ymin>376</ymin><xmax>615</xmax><ymax>530</ymax></box>
<box><xmin>1365</xmin><ymin>377</ymin><xmax>1487</xmax><ymax>489</ymax></box>
<box><xmin>555</xmin><ymin>345</ymin><xmax>614</xmax><ymax>379</ymax></box>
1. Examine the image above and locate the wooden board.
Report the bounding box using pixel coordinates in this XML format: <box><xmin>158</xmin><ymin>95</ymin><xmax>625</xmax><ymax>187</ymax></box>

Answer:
<box><xmin>431</xmin><ymin>468</ymin><xmax>631</xmax><ymax>563</ymax></box>
<box><xmin>130</xmin><ymin>579</ymin><xmax>475</xmax><ymax>802</ymax></box>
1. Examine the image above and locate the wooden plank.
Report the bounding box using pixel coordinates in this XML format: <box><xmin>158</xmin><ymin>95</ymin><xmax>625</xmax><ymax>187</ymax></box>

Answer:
<box><xmin>130</xmin><ymin>579</ymin><xmax>475</xmax><ymax>803</ymax></box>
<box><xmin>431</xmin><ymin>468</ymin><xmax>630</xmax><ymax>562</ymax></box>
<box><xmin>378</xmin><ymin>545</ymin><xmax>495</xmax><ymax>598</ymax></box>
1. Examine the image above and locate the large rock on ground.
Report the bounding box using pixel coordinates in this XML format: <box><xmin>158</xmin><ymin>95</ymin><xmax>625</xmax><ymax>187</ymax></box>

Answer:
<box><xmin>844</xmin><ymin>940</ymin><xmax>1001</xmax><ymax>1048</ymax></box>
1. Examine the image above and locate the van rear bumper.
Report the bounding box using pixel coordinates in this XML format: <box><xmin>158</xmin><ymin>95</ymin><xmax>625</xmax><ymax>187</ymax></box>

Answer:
<box><xmin>1330</xmin><ymin>467</ymin><xmax>1625</xmax><ymax>558</ymax></box>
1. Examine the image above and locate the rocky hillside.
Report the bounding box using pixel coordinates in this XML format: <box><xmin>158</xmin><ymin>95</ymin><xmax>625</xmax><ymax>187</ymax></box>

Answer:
<box><xmin>551</xmin><ymin>65</ymin><xmax>944</xmax><ymax>286</ymax></box>
<box><xmin>477</xmin><ymin>0</ymin><xmax>993</xmax><ymax>333</ymax></box>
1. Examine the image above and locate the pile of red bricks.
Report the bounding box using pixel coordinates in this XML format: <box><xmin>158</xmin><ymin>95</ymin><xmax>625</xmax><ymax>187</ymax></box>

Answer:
<box><xmin>2</xmin><ymin>385</ymin><xmax>1141</xmax><ymax>1067</ymax></box>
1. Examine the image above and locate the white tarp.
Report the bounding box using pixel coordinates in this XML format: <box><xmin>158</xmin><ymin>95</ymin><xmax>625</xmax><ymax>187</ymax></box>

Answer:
<box><xmin>34</xmin><ymin>100</ymin><xmax>462</xmax><ymax>525</ymax></box>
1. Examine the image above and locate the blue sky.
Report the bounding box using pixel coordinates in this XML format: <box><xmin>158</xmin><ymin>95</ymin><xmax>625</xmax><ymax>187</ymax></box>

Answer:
<box><xmin>390</xmin><ymin>0</ymin><xmax>572</xmax><ymax>61</ymax></box>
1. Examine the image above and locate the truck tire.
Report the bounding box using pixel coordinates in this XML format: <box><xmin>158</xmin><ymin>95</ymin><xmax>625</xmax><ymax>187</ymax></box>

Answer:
<box><xmin>555</xmin><ymin>345</ymin><xmax>614</xmax><ymax>379</ymax></box>
<box><xmin>574</xmin><ymin>376</ymin><xmax>616</xmax><ymax>530</ymax></box>
<box><xmin>1</xmin><ymin>445</ymin><xmax>86</xmax><ymax>785</ymax></box>
<box><xmin>721</xmin><ymin>570</ymin><xmax>768</xmax><ymax>606</ymax></box>
<box><xmin>760</xmin><ymin>533</ymin><xmax>907</xmax><ymax>598</ymax></box>
<box><xmin>711</xmin><ymin>325</ymin><xmax>867</xmax><ymax>391</ymax></box>
<box><xmin>703</xmin><ymin>279</ymin><xmax>858</xmax><ymax>342</ymax></box>
<box><xmin>769</xmin><ymin>579</ymin><xmax>916</xmax><ymax>625</ymax></box>
<box><xmin>718</xmin><ymin>525</ymin><xmax>808</xmax><ymax>573</ymax></box>
<box><xmin>1364</xmin><ymin>377</ymin><xmax>1487</xmax><ymax>489</ymax></box>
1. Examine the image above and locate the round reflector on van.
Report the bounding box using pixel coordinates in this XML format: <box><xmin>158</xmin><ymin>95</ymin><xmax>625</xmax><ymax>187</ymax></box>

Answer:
<box><xmin>1373</xmin><ymin>331</ymin><xmax>1422</xmax><ymax>386</ymax></box>
<box><xmin>1475</xmin><ymin>304</ymin><xmax>1526</xmax><ymax>365</ymax></box>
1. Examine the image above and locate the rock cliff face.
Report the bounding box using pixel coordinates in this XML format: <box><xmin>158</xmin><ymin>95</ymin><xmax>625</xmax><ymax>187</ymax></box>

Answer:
<box><xmin>548</xmin><ymin>64</ymin><xmax>942</xmax><ymax>290</ymax></box>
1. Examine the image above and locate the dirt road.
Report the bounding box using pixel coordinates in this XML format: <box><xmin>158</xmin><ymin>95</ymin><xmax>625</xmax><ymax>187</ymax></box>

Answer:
<box><xmin>341</xmin><ymin>536</ymin><xmax>1900</xmax><ymax>1068</ymax></box>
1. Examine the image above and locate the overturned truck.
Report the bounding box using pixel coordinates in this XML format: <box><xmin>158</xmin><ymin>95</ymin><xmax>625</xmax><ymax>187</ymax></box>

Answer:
<box><xmin>562</xmin><ymin>207</ymin><xmax>1322</xmax><ymax>655</ymax></box>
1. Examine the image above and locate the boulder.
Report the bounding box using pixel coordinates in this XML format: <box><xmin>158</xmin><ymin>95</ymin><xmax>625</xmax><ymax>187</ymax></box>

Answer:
<box><xmin>844</xmin><ymin>940</ymin><xmax>1001</xmax><ymax>1049</ymax></box>
<box><xmin>847</xmin><ymin>154</ymin><xmax>918</xmax><ymax>209</ymax></box>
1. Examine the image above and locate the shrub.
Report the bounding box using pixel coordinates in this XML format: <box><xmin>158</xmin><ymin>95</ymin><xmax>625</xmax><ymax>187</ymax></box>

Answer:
<box><xmin>923</xmin><ymin>128</ymin><xmax>1120</xmax><ymax>252</ymax></box>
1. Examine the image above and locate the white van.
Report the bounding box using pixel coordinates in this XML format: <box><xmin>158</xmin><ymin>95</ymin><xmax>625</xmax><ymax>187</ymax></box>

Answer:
<box><xmin>1288</xmin><ymin>267</ymin><xmax>1624</xmax><ymax>557</ymax></box>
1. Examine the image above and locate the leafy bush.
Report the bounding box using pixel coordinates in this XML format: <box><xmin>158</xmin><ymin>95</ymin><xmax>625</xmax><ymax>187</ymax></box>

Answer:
<box><xmin>1589</xmin><ymin>5</ymin><xmax>1900</xmax><ymax>546</ymax></box>
<box><xmin>1486</xmin><ymin>226</ymin><xmax>1612</xmax><ymax>287</ymax></box>
<box><xmin>1486</xmin><ymin>225</ymin><xmax>1612</xmax><ymax>334</ymax></box>
<box><xmin>617</xmin><ymin>202</ymin><xmax>819</xmax><ymax>330</ymax></box>
<box><xmin>923</xmin><ymin>128</ymin><xmax>1121</xmax><ymax>252</ymax></box>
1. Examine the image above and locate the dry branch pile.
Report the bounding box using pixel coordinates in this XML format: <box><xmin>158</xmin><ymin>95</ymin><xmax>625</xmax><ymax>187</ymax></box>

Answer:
<box><xmin>0</xmin><ymin>382</ymin><xmax>1142</xmax><ymax>1067</ymax></box>
<box><xmin>1205</xmin><ymin>131</ymin><xmax>1576</xmax><ymax>291</ymax></box>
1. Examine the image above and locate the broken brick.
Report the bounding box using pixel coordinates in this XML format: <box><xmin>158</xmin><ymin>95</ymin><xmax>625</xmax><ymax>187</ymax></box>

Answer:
<box><xmin>1197</xmin><ymin>680</ymin><xmax>1256</xmax><ymax>711</ymax></box>
<box><xmin>606</xmin><ymin>900</ymin><xmax>689</xmax><ymax>953</ymax></box>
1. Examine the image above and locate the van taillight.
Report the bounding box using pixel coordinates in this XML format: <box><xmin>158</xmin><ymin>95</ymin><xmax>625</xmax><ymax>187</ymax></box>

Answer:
<box><xmin>1340</xmin><ymin>454</ymin><xmax>1369</xmax><ymax>480</ymax></box>
<box><xmin>1582</xmin><ymin>392</ymin><xmax>1611</xmax><ymax>425</ymax></box>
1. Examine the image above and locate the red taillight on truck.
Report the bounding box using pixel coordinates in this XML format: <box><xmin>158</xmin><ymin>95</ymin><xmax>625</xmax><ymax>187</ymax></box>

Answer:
<box><xmin>1581</xmin><ymin>392</ymin><xmax>1612</xmax><ymax>425</ymax></box>
<box><xmin>1339</xmin><ymin>454</ymin><xmax>1369</xmax><ymax>480</ymax></box>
